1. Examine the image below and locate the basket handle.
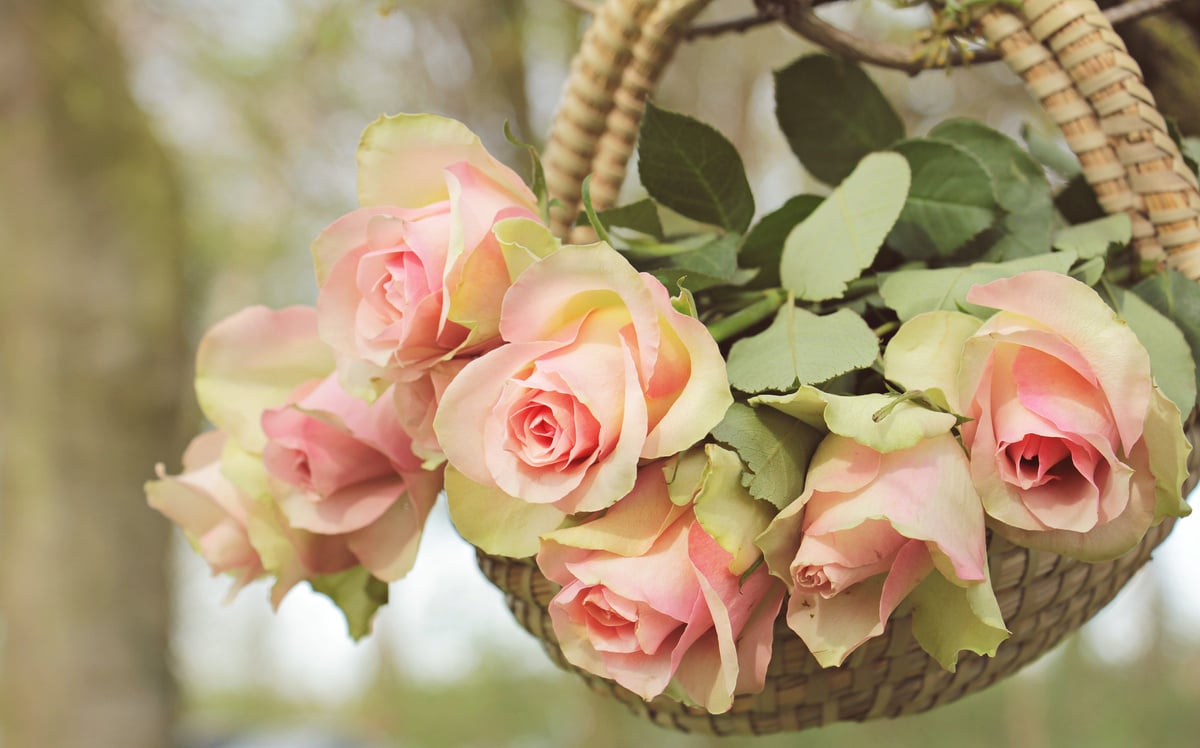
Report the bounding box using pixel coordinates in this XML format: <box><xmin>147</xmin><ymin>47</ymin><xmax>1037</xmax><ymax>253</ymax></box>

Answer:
<box><xmin>543</xmin><ymin>0</ymin><xmax>1200</xmax><ymax>278</ymax></box>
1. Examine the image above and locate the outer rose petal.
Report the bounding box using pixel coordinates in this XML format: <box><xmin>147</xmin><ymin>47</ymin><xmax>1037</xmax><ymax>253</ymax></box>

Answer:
<box><xmin>356</xmin><ymin>113</ymin><xmax>535</xmax><ymax>212</ymax></box>
<box><xmin>966</xmin><ymin>271</ymin><xmax>1152</xmax><ymax>454</ymax></box>
<box><xmin>195</xmin><ymin>306</ymin><xmax>334</xmax><ymax>452</ymax></box>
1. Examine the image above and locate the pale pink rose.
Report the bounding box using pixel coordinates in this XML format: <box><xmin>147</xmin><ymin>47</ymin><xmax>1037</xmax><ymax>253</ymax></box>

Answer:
<box><xmin>147</xmin><ymin>430</ymin><xmax>266</xmax><ymax>595</ymax></box>
<box><xmin>757</xmin><ymin>434</ymin><xmax>990</xmax><ymax>668</ymax></box>
<box><xmin>435</xmin><ymin>244</ymin><xmax>733</xmax><ymax>515</ymax></box>
<box><xmin>312</xmin><ymin>114</ymin><xmax>539</xmax><ymax>384</ymax></box>
<box><xmin>956</xmin><ymin>271</ymin><xmax>1189</xmax><ymax>560</ymax></box>
<box><xmin>261</xmin><ymin>373</ymin><xmax>443</xmax><ymax>582</ymax></box>
<box><xmin>538</xmin><ymin>462</ymin><xmax>784</xmax><ymax>713</ymax></box>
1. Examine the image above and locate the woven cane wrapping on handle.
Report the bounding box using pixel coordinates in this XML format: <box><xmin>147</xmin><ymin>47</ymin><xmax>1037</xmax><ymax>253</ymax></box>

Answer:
<box><xmin>484</xmin><ymin>0</ymin><xmax>1200</xmax><ymax>735</ymax></box>
<box><xmin>543</xmin><ymin>0</ymin><xmax>716</xmax><ymax>239</ymax></box>
<box><xmin>978</xmin><ymin>0</ymin><xmax>1200</xmax><ymax>277</ymax></box>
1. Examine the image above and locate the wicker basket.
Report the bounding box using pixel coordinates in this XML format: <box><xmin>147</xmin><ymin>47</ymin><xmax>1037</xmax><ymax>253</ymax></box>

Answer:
<box><xmin>478</xmin><ymin>0</ymin><xmax>1200</xmax><ymax>735</ymax></box>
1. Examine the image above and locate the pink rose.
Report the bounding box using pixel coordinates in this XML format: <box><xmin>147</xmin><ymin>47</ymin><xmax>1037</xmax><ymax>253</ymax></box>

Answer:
<box><xmin>312</xmin><ymin>114</ymin><xmax>539</xmax><ymax>384</ymax></box>
<box><xmin>886</xmin><ymin>270</ymin><xmax>1191</xmax><ymax>560</ymax></box>
<box><xmin>147</xmin><ymin>430</ymin><xmax>266</xmax><ymax>595</ymax></box>
<box><xmin>435</xmin><ymin>244</ymin><xmax>733</xmax><ymax>515</ymax></box>
<box><xmin>262</xmin><ymin>374</ymin><xmax>443</xmax><ymax>582</ymax></box>
<box><xmin>537</xmin><ymin>461</ymin><xmax>784</xmax><ymax>713</ymax></box>
<box><xmin>391</xmin><ymin>360</ymin><xmax>468</xmax><ymax>467</ymax></box>
<box><xmin>757</xmin><ymin>433</ymin><xmax>1003</xmax><ymax>668</ymax></box>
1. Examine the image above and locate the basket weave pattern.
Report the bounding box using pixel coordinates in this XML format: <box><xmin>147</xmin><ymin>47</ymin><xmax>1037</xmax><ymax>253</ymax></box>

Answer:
<box><xmin>479</xmin><ymin>0</ymin><xmax>1200</xmax><ymax>734</ymax></box>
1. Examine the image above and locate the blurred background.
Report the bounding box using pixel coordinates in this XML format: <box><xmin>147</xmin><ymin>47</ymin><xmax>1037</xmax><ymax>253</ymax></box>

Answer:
<box><xmin>1</xmin><ymin>1</ymin><xmax>1199</xmax><ymax>746</ymax></box>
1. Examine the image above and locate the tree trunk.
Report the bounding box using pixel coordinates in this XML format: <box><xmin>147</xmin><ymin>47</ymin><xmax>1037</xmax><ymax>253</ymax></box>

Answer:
<box><xmin>0</xmin><ymin>1</ymin><xmax>188</xmax><ymax>747</ymax></box>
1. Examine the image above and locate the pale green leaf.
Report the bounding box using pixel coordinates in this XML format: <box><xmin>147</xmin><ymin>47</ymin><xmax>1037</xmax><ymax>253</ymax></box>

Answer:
<box><xmin>710</xmin><ymin>403</ymin><xmax>821</xmax><ymax>510</ymax></box>
<box><xmin>740</xmin><ymin>195</ymin><xmax>822</xmax><ymax>289</ymax></box>
<box><xmin>309</xmin><ymin>567</ymin><xmax>389</xmax><ymax>641</ymax></box>
<box><xmin>879</xmin><ymin>251</ymin><xmax>1076</xmax><ymax>321</ymax></box>
<box><xmin>638</xmin><ymin>102</ymin><xmax>755</xmax><ymax>232</ymax></box>
<box><xmin>445</xmin><ymin>466</ymin><xmax>566</xmax><ymax>558</ymax></box>
<box><xmin>1053</xmin><ymin>214</ymin><xmax>1132</xmax><ymax>259</ymax></box>
<box><xmin>1070</xmin><ymin>256</ymin><xmax>1105</xmax><ymax>287</ymax></box>
<box><xmin>693</xmin><ymin>445</ymin><xmax>777</xmax><ymax>575</ymax></box>
<box><xmin>780</xmin><ymin>152</ymin><xmax>910</xmax><ymax>301</ymax></box>
<box><xmin>774</xmin><ymin>54</ymin><xmax>904</xmax><ymax>185</ymax></box>
<box><xmin>888</xmin><ymin>138</ymin><xmax>1000</xmax><ymax>259</ymax></box>
<box><xmin>1020</xmin><ymin>123</ymin><xmax>1081</xmax><ymax>178</ymax></box>
<box><xmin>725</xmin><ymin>305</ymin><xmax>879</xmax><ymax>393</ymax></box>
<box><xmin>755</xmin><ymin>387</ymin><xmax>957</xmax><ymax>453</ymax></box>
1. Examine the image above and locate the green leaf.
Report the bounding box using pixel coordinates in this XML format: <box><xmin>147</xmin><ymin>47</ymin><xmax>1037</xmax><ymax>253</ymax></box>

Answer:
<box><xmin>1020</xmin><ymin>122</ymin><xmax>1081</xmax><ymax>178</ymax></box>
<box><xmin>580</xmin><ymin>198</ymin><xmax>665</xmax><ymax>240</ymax></box>
<box><xmin>879</xmin><ymin>251</ymin><xmax>1076</xmax><ymax>321</ymax></box>
<box><xmin>754</xmin><ymin>387</ymin><xmax>958</xmax><ymax>453</ymax></box>
<box><xmin>1053</xmin><ymin>213</ymin><xmax>1132</xmax><ymax>259</ymax></box>
<box><xmin>1070</xmin><ymin>256</ymin><xmax>1105</xmax><ymax>287</ymax></box>
<box><xmin>693</xmin><ymin>445</ymin><xmax>777</xmax><ymax>574</ymax></box>
<box><xmin>725</xmin><ymin>305</ymin><xmax>880</xmax><ymax>393</ymax></box>
<box><xmin>888</xmin><ymin>138</ymin><xmax>1000</xmax><ymax>260</ymax></box>
<box><xmin>444</xmin><ymin>466</ymin><xmax>566</xmax><ymax>558</ymax></box>
<box><xmin>774</xmin><ymin>54</ymin><xmax>904</xmax><ymax>185</ymax></box>
<box><xmin>740</xmin><ymin>195</ymin><xmax>822</xmax><ymax>289</ymax></box>
<box><xmin>309</xmin><ymin>567</ymin><xmax>389</xmax><ymax>641</ymax></box>
<box><xmin>931</xmin><ymin>120</ymin><xmax>1055</xmax><ymax>260</ymax></box>
<box><xmin>638</xmin><ymin>102</ymin><xmax>755</xmax><ymax>232</ymax></box>
<box><xmin>1109</xmin><ymin>288</ymin><xmax>1197</xmax><ymax>417</ymax></box>
<box><xmin>710</xmin><ymin>402</ymin><xmax>821</xmax><ymax>510</ymax></box>
<box><xmin>1133</xmin><ymin>269</ymin><xmax>1200</xmax><ymax>401</ymax></box>
<box><xmin>909</xmin><ymin>571</ymin><xmax>1009</xmax><ymax>672</ymax></box>
<box><xmin>780</xmin><ymin>152</ymin><xmax>910</xmax><ymax>301</ymax></box>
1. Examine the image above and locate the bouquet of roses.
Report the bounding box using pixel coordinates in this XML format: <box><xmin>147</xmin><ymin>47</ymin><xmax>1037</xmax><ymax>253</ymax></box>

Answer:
<box><xmin>148</xmin><ymin>53</ymin><xmax>1198</xmax><ymax>713</ymax></box>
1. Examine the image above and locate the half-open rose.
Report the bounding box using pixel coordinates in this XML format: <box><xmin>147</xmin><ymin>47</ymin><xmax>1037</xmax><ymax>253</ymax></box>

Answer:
<box><xmin>538</xmin><ymin>455</ymin><xmax>784</xmax><ymax>713</ymax></box>
<box><xmin>885</xmin><ymin>271</ymin><xmax>1191</xmax><ymax>561</ymax></box>
<box><xmin>757</xmin><ymin>433</ymin><xmax>1006</xmax><ymax>669</ymax></box>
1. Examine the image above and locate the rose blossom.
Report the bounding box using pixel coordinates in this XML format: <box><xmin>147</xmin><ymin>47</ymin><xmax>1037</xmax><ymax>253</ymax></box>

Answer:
<box><xmin>757</xmin><ymin>433</ymin><xmax>1003</xmax><ymax>669</ymax></box>
<box><xmin>261</xmin><ymin>373</ymin><xmax>444</xmax><ymax>583</ymax></box>
<box><xmin>434</xmin><ymin>243</ymin><xmax>733</xmax><ymax>517</ymax></box>
<box><xmin>884</xmin><ymin>270</ymin><xmax>1191</xmax><ymax>561</ymax></box>
<box><xmin>538</xmin><ymin>459</ymin><xmax>784</xmax><ymax>713</ymax></box>
<box><xmin>312</xmin><ymin>113</ymin><xmax>540</xmax><ymax>386</ymax></box>
<box><xmin>147</xmin><ymin>430</ymin><xmax>267</xmax><ymax>596</ymax></box>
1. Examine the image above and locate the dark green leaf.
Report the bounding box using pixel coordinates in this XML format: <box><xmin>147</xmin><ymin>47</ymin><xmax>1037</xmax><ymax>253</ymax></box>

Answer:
<box><xmin>638</xmin><ymin>102</ymin><xmax>755</xmax><ymax>232</ymax></box>
<box><xmin>888</xmin><ymin>138</ymin><xmax>1000</xmax><ymax>260</ymax></box>
<box><xmin>504</xmin><ymin>121</ymin><xmax>550</xmax><ymax>223</ymax></box>
<box><xmin>710</xmin><ymin>402</ymin><xmax>821</xmax><ymax>509</ymax></box>
<box><xmin>932</xmin><ymin>119</ymin><xmax>1055</xmax><ymax>260</ymax></box>
<box><xmin>774</xmin><ymin>54</ymin><xmax>904</xmax><ymax>185</ymax></box>
<box><xmin>1055</xmin><ymin>174</ymin><xmax>1105</xmax><ymax>224</ymax></box>
<box><xmin>576</xmin><ymin>198</ymin><xmax>665</xmax><ymax>240</ymax></box>
<box><xmin>1183</xmin><ymin>137</ymin><xmax>1199</xmax><ymax>178</ymax></box>
<box><xmin>740</xmin><ymin>195</ymin><xmax>822</xmax><ymax>289</ymax></box>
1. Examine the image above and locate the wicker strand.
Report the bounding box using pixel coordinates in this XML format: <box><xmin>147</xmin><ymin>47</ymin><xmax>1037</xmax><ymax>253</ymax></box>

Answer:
<box><xmin>1017</xmin><ymin>0</ymin><xmax>1200</xmax><ymax>277</ymax></box>
<box><xmin>975</xmin><ymin>6</ymin><xmax>1161</xmax><ymax>259</ymax></box>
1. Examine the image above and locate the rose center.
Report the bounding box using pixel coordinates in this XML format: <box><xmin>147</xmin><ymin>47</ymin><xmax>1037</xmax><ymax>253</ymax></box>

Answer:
<box><xmin>507</xmin><ymin>389</ymin><xmax>602</xmax><ymax>469</ymax></box>
<box><xmin>1002</xmin><ymin>434</ymin><xmax>1074</xmax><ymax>490</ymax></box>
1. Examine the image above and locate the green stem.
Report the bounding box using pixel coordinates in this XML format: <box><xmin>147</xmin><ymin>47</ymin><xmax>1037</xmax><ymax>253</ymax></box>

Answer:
<box><xmin>707</xmin><ymin>289</ymin><xmax>787</xmax><ymax>343</ymax></box>
<box><xmin>873</xmin><ymin>320</ymin><xmax>899</xmax><ymax>337</ymax></box>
